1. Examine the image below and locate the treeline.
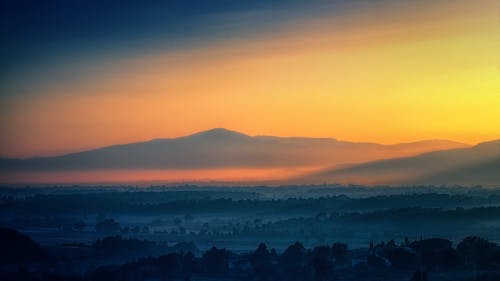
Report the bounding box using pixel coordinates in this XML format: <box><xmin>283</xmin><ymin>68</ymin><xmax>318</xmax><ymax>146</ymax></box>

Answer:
<box><xmin>2</xmin><ymin>226</ymin><xmax>500</xmax><ymax>281</ymax></box>
<box><xmin>84</xmin><ymin>237</ymin><xmax>500</xmax><ymax>281</ymax></box>
<box><xmin>3</xmin><ymin>192</ymin><xmax>500</xmax><ymax>215</ymax></box>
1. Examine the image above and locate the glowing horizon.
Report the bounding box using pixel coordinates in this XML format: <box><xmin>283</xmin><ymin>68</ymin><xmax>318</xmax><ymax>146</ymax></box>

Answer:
<box><xmin>1</xmin><ymin>0</ymin><xmax>499</xmax><ymax>159</ymax></box>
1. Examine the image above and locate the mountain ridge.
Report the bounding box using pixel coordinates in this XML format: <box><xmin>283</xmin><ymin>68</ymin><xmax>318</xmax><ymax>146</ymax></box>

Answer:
<box><xmin>301</xmin><ymin>139</ymin><xmax>500</xmax><ymax>186</ymax></box>
<box><xmin>0</xmin><ymin>128</ymin><xmax>470</xmax><ymax>174</ymax></box>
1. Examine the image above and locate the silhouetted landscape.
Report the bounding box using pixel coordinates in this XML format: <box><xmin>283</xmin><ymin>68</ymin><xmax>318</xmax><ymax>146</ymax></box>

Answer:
<box><xmin>2</xmin><ymin>185</ymin><xmax>500</xmax><ymax>280</ymax></box>
<box><xmin>0</xmin><ymin>131</ymin><xmax>499</xmax><ymax>281</ymax></box>
<box><xmin>2</xmin><ymin>0</ymin><xmax>499</xmax><ymax>280</ymax></box>
<box><xmin>0</xmin><ymin>128</ymin><xmax>473</xmax><ymax>185</ymax></box>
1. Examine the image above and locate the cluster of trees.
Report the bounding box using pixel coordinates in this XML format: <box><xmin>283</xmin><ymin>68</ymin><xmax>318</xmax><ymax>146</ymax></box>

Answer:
<box><xmin>79</xmin><ymin>236</ymin><xmax>500</xmax><ymax>281</ymax></box>
<box><xmin>2</xmin><ymin>225</ymin><xmax>500</xmax><ymax>281</ymax></box>
<box><xmin>84</xmin><ymin>242</ymin><xmax>349</xmax><ymax>281</ymax></box>
<box><xmin>70</xmin><ymin>206</ymin><xmax>500</xmax><ymax>238</ymax></box>
<box><xmin>4</xmin><ymin>191</ymin><xmax>500</xmax><ymax>215</ymax></box>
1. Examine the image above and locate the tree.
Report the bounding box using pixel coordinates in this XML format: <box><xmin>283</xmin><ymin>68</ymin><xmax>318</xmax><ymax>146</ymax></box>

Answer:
<box><xmin>202</xmin><ymin>247</ymin><xmax>231</xmax><ymax>277</ymax></box>
<box><xmin>331</xmin><ymin>243</ymin><xmax>348</xmax><ymax>259</ymax></box>
<box><xmin>312</xmin><ymin>246</ymin><xmax>334</xmax><ymax>281</ymax></box>
<box><xmin>332</xmin><ymin>242</ymin><xmax>349</xmax><ymax>265</ymax></box>
<box><xmin>405</xmin><ymin>236</ymin><xmax>411</xmax><ymax>247</ymax></box>
<box><xmin>457</xmin><ymin>236</ymin><xmax>498</xmax><ymax>268</ymax></box>
<box><xmin>251</xmin><ymin>243</ymin><xmax>273</xmax><ymax>280</ymax></box>
<box><xmin>280</xmin><ymin>242</ymin><xmax>306</xmax><ymax>266</ymax></box>
<box><xmin>279</xmin><ymin>242</ymin><xmax>310</xmax><ymax>280</ymax></box>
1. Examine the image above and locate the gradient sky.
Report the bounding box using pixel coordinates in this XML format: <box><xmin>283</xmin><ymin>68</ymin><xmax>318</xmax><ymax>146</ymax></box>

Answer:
<box><xmin>1</xmin><ymin>0</ymin><xmax>499</xmax><ymax>158</ymax></box>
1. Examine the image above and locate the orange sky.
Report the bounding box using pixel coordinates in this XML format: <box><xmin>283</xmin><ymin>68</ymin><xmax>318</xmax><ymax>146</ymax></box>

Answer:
<box><xmin>0</xmin><ymin>167</ymin><xmax>322</xmax><ymax>185</ymax></box>
<box><xmin>0</xmin><ymin>0</ymin><xmax>499</xmax><ymax>158</ymax></box>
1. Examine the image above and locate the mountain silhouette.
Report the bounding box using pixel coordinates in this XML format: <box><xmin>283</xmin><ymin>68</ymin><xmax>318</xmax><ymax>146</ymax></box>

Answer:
<box><xmin>0</xmin><ymin>128</ymin><xmax>467</xmax><ymax>172</ymax></box>
<box><xmin>302</xmin><ymin>139</ymin><xmax>500</xmax><ymax>186</ymax></box>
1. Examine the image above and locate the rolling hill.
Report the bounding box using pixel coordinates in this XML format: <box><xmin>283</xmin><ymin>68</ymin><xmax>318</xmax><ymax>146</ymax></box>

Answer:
<box><xmin>302</xmin><ymin>139</ymin><xmax>500</xmax><ymax>186</ymax></box>
<box><xmin>0</xmin><ymin>128</ymin><xmax>467</xmax><ymax>172</ymax></box>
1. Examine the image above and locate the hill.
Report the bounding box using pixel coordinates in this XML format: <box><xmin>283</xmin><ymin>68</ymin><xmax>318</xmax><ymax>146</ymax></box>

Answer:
<box><xmin>0</xmin><ymin>128</ymin><xmax>467</xmax><ymax>172</ymax></box>
<box><xmin>301</xmin><ymin>139</ymin><xmax>500</xmax><ymax>186</ymax></box>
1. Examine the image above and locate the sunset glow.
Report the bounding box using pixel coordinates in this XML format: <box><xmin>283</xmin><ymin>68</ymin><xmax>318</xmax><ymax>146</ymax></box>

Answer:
<box><xmin>3</xmin><ymin>3</ymin><xmax>500</xmax><ymax>279</ymax></box>
<box><xmin>1</xmin><ymin>0</ymin><xmax>498</xmax><ymax>160</ymax></box>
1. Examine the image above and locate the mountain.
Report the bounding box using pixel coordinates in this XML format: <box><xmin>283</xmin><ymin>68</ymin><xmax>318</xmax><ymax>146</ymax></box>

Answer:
<box><xmin>301</xmin><ymin>139</ymin><xmax>500</xmax><ymax>186</ymax></box>
<box><xmin>0</xmin><ymin>128</ymin><xmax>467</xmax><ymax>172</ymax></box>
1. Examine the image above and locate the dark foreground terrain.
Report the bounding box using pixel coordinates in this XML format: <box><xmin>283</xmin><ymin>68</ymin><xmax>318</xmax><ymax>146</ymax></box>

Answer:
<box><xmin>2</xmin><ymin>185</ymin><xmax>500</xmax><ymax>280</ymax></box>
<box><xmin>2</xmin><ymin>226</ymin><xmax>500</xmax><ymax>281</ymax></box>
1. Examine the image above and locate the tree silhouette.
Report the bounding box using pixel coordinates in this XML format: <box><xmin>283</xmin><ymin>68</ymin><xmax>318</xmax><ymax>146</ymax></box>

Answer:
<box><xmin>201</xmin><ymin>247</ymin><xmax>231</xmax><ymax>277</ymax></box>
<box><xmin>251</xmin><ymin>243</ymin><xmax>273</xmax><ymax>280</ymax></box>
<box><xmin>457</xmin><ymin>236</ymin><xmax>498</xmax><ymax>268</ymax></box>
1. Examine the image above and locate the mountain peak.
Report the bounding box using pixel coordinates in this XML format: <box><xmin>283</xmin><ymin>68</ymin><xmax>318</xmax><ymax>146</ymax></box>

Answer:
<box><xmin>186</xmin><ymin>128</ymin><xmax>251</xmax><ymax>140</ymax></box>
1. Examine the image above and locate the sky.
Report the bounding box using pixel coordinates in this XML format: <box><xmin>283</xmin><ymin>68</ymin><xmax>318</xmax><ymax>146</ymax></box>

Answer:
<box><xmin>1</xmin><ymin>0</ymin><xmax>499</xmax><ymax>158</ymax></box>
